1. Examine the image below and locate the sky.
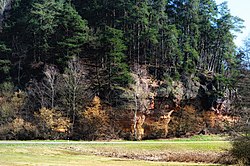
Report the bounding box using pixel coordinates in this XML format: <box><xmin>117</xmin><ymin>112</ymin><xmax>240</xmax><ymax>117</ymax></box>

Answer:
<box><xmin>215</xmin><ymin>0</ymin><xmax>250</xmax><ymax>47</ymax></box>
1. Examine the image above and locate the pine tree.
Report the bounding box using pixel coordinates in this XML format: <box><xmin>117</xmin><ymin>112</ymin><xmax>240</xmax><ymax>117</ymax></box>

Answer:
<box><xmin>101</xmin><ymin>26</ymin><xmax>131</xmax><ymax>87</ymax></box>
<box><xmin>1</xmin><ymin>0</ymin><xmax>34</xmax><ymax>85</ymax></box>
<box><xmin>127</xmin><ymin>0</ymin><xmax>150</xmax><ymax>65</ymax></box>
<box><xmin>56</xmin><ymin>3</ymin><xmax>89</xmax><ymax>60</ymax></box>
<box><xmin>206</xmin><ymin>1</ymin><xmax>243</xmax><ymax>85</ymax></box>
<box><xmin>167</xmin><ymin>0</ymin><xmax>199</xmax><ymax>74</ymax></box>
<box><xmin>28</xmin><ymin>0</ymin><xmax>61</xmax><ymax>62</ymax></box>
<box><xmin>0</xmin><ymin>42</ymin><xmax>11</xmax><ymax>87</ymax></box>
<box><xmin>198</xmin><ymin>0</ymin><xmax>217</xmax><ymax>70</ymax></box>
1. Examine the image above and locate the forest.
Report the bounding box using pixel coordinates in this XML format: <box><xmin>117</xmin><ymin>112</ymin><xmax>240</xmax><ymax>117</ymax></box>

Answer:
<box><xmin>0</xmin><ymin>0</ymin><xmax>248</xmax><ymax>141</ymax></box>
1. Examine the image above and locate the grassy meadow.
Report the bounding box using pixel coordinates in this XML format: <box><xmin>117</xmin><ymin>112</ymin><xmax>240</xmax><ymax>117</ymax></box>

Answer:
<box><xmin>0</xmin><ymin>135</ymin><xmax>233</xmax><ymax>166</ymax></box>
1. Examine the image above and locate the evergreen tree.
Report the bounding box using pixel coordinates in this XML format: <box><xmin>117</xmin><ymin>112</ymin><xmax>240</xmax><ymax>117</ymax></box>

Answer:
<box><xmin>197</xmin><ymin>0</ymin><xmax>217</xmax><ymax>70</ymax></box>
<box><xmin>213</xmin><ymin>2</ymin><xmax>243</xmax><ymax>75</ymax></box>
<box><xmin>56</xmin><ymin>3</ymin><xmax>89</xmax><ymax>60</ymax></box>
<box><xmin>28</xmin><ymin>0</ymin><xmax>61</xmax><ymax>62</ymax></box>
<box><xmin>127</xmin><ymin>0</ymin><xmax>150</xmax><ymax>64</ymax></box>
<box><xmin>101</xmin><ymin>26</ymin><xmax>131</xmax><ymax>87</ymax></box>
<box><xmin>0</xmin><ymin>42</ymin><xmax>11</xmax><ymax>89</ymax></box>
<box><xmin>147</xmin><ymin>0</ymin><xmax>181</xmax><ymax>79</ymax></box>
<box><xmin>0</xmin><ymin>0</ymin><xmax>246</xmax><ymax>140</ymax></box>
<box><xmin>167</xmin><ymin>0</ymin><xmax>200</xmax><ymax>74</ymax></box>
<box><xmin>1</xmin><ymin>0</ymin><xmax>34</xmax><ymax>85</ymax></box>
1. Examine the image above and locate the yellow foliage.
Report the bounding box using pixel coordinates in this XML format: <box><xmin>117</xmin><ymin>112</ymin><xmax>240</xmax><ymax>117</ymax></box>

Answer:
<box><xmin>12</xmin><ymin>117</ymin><xmax>36</xmax><ymax>135</ymax></box>
<box><xmin>0</xmin><ymin>90</ymin><xmax>26</xmax><ymax>121</ymax></box>
<box><xmin>92</xmin><ymin>96</ymin><xmax>101</xmax><ymax>108</ymax></box>
<box><xmin>135</xmin><ymin>115</ymin><xmax>145</xmax><ymax>140</ymax></box>
<box><xmin>130</xmin><ymin>115</ymin><xmax>145</xmax><ymax>140</ymax></box>
<box><xmin>36</xmin><ymin>107</ymin><xmax>54</xmax><ymax>129</ymax></box>
<box><xmin>83</xmin><ymin>96</ymin><xmax>110</xmax><ymax>139</ymax></box>
<box><xmin>12</xmin><ymin>117</ymin><xmax>25</xmax><ymax>133</ymax></box>
<box><xmin>36</xmin><ymin>107</ymin><xmax>70</xmax><ymax>133</ymax></box>
<box><xmin>183</xmin><ymin>105</ymin><xmax>196</xmax><ymax>114</ymax></box>
<box><xmin>83</xmin><ymin>96</ymin><xmax>108</xmax><ymax>124</ymax></box>
<box><xmin>11</xmin><ymin>90</ymin><xmax>26</xmax><ymax>110</ymax></box>
<box><xmin>54</xmin><ymin>117</ymin><xmax>70</xmax><ymax>133</ymax></box>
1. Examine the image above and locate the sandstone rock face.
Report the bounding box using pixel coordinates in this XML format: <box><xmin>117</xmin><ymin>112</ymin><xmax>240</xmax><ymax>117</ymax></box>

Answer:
<box><xmin>116</xmin><ymin>67</ymin><xmax>235</xmax><ymax>139</ymax></box>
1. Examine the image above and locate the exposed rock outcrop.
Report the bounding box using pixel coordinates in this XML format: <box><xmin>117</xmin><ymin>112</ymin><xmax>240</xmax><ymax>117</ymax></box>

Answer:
<box><xmin>114</xmin><ymin>66</ymin><xmax>236</xmax><ymax>139</ymax></box>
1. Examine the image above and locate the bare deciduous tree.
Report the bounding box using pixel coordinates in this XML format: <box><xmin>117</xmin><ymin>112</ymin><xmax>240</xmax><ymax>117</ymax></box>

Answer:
<box><xmin>43</xmin><ymin>65</ymin><xmax>58</xmax><ymax>109</ymax></box>
<box><xmin>62</xmin><ymin>57</ymin><xmax>88</xmax><ymax>133</ymax></box>
<box><xmin>29</xmin><ymin>65</ymin><xmax>59</xmax><ymax>109</ymax></box>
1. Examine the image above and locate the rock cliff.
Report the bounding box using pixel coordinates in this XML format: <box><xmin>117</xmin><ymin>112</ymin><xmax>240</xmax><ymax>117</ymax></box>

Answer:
<box><xmin>113</xmin><ymin>66</ymin><xmax>236</xmax><ymax>140</ymax></box>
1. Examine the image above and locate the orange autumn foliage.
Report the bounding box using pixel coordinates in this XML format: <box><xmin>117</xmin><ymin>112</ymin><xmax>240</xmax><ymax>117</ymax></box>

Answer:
<box><xmin>83</xmin><ymin>96</ymin><xmax>111</xmax><ymax>139</ymax></box>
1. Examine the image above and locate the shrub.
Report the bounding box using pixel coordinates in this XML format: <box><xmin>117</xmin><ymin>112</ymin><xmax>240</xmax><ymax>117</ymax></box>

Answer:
<box><xmin>0</xmin><ymin>117</ymin><xmax>37</xmax><ymax>140</ymax></box>
<box><xmin>231</xmin><ymin>135</ymin><xmax>250</xmax><ymax>165</ymax></box>
<box><xmin>0</xmin><ymin>82</ymin><xmax>13</xmax><ymax>96</ymax></box>
<box><xmin>35</xmin><ymin>107</ymin><xmax>71</xmax><ymax>139</ymax></box>
<box><xmin>0</xmin><ymin>100</ymin><xmax>15</xmax><ymax>124</ymax></box>
<box><xmin>171</xmin><ymin>105</ymin><xmax>202</xmax><ymax>136</ymax></box>
<box><xmin>12</xmin><ymin>117</ymin><xmax>37</xmax><ymax>140</ymax></box>
<box><xmin>0</xmin><ymin>90</ymin><xmax>26</xmax><ymax>126</ymax></box>
<box><xmin>0</xmin><ymin>122</ymin><xmax>13</xmax><ymax>139</ymax></box>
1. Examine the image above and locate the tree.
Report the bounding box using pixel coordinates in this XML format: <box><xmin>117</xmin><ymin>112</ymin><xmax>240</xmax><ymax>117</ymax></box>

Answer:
<box><xmin>0</xmin><ymin>42</ymin><xmax>11</xmax><ymax>87</ymax></box>
<box><xmin>29</xmin><ymin>65</ymin><xmax>59</xmax><ymax>109</ymax></box>
<box><xmin>101</xmin><ymin>27</ymin><xmax>131</xmax><ymax>87</ymax></box>
<box><xmin>230</xmin><ymin>36</ymin><xmax>250</xmax><ymax>166</ymax></box>
<box><xmin>28</xmin><ymin>0</ymin><xmax>60</xmax><ymax>62</ymax></box>
<box><xmin>43</xmin><ymin>65</ymin><xmax>58</xmax><ymax>109</ymax></box>
<box><xmin>0</xmin><ymin>0</ymin><xmax>11</xmax><ymax>30</ymax></box>
<box><xmin>230</xmin><ymin>77</ymin><xmax>250</xmax><ymax>165</ymax></box>
<box><xmin>242</xmin><ymin>35</ymin><xmax>250</xmax><ymax>68</ymax></box>
<box><xmin>56</xmin><ymin>3</ymin><xmax>89</xmax><ymax>61</ymax></box>
<box><xmin>82</xmin><ymin>96</ymin><xmax>111</xmax><ymax>140</ymax></box>
<box><xmin>61</xmin><ymin>57</ymin><xmax>87</xmax><ymax>133</ymax></box>
<box><xmin>35</xmin><ymin>107</ymin><xmax>71</xmax><ymax>139</ymax></box>
<box><xmin>126</xmin><ymin>0</ymin><xmax>150</xmax><ymax>65</ymax></box>
<box><xmin>1</xmin><ymin>0</ymin><xmax>34</xmax><ymax>86</ymax></box>
<box><xmin>0</xmin><ymin>0</ymin><xmax>247</xmax><ymax>141</ymax></box>
<box><xmin>197</xmin><ymin>0</ymin><xmax>217</xmax><ymax>70</ymax></box>
<box><xmin>167</xmin><ymin>0</ymin><xmax>200</xmax><ymax>74</ymax></box>
<box><xmin>1</xmin><ymin>0</ymin><xmax>90</xmax><ymax>86</ymax></box>
<box><xmin>146</xmin><ymin>0</ymin><xmax>181</xmax><ymax>78</ymax></box>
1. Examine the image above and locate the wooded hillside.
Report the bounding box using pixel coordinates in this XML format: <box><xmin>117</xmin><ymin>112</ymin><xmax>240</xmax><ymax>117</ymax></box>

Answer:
<box><xmin>0</xmin><ymin>0</ymin><xmax>246</xmax><ymax>140</ymax></box>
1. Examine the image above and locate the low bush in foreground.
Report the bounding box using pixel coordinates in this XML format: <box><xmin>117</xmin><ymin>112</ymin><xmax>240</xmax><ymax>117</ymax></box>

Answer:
<box><xmin>230</xmin><ymin>135</ymin><xmax>250</xmax><ymax>165</ymax></box>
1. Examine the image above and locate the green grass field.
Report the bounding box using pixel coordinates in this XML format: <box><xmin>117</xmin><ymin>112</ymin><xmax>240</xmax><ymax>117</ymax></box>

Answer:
<box><xmin>0</xmin><ymin>135</ymin><xmax>232</xmax><ymax>166</ymax></box>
